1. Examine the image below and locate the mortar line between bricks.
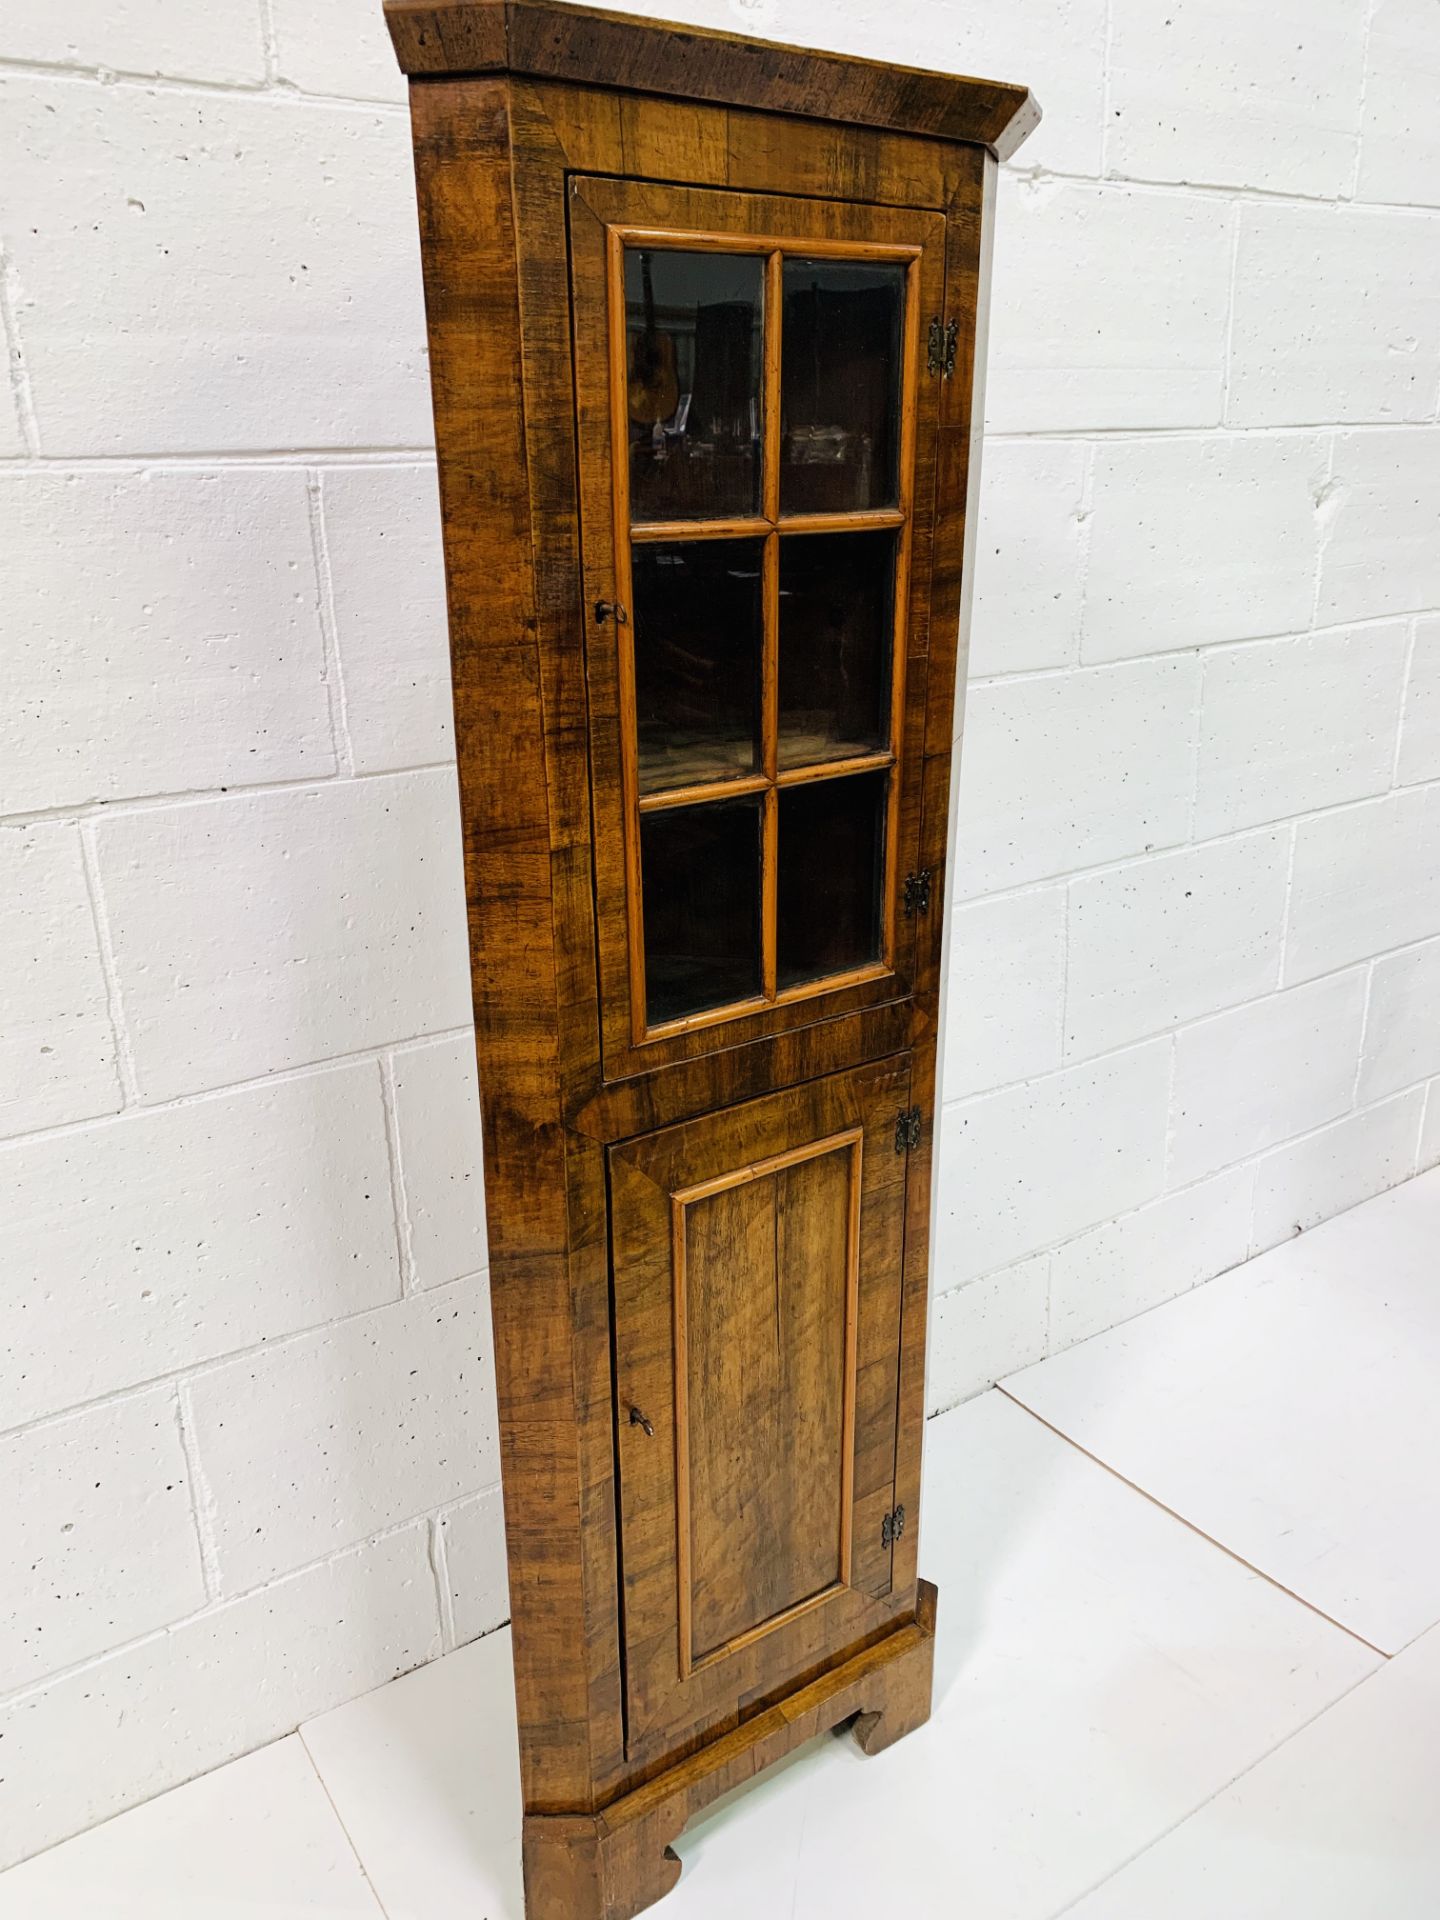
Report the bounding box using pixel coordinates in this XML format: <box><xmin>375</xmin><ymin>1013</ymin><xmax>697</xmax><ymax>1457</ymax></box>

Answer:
<box><xmin>306</xmin><ymin>468</ymin><xmax>359</xmax><ymax>776</ymax></box>
<box><xmin>1349</xmin><ymin>0</ymin><xmax>1386</xmax><ymax>205</ymax></box>
<box><xmin>0</xmin><ymin>759</ymin><xmax>457</xmax><ymax>829</ymax></box>
<box><xmin>1070</xmin><ymin>439</ymin><xmax>1098</xmax><ymax>658</ymax></box>
<box><xmin>1160</xmin><ymin>1029</ymin><xmax>1179</xmax><ymax>1193</ymax></box>
<box><xmin>1</xmin><ymin>48</ymin><xmax>1436</xmax><ymax>214</ymax></box>
<box><xmin>936</xmin><ymin>1082</ymin><xmax>1434</xmax><ymax>1312</ymax></box>
<box><xmin>429</xmin><ymin>1512</ymin><xmax>459</xmax><ymax>1653</ymax></box>
<box><xmin>0</xmin><ymin>1484</ymin><xmax>505</xmax><ymax>1711</ymax></box>
<box><xmin>0</xmin><ymin>246</ymin><xmax>42</xmax><ymax>456</ymax></box>
<box><xmin>1391</xmin><ymin>616</ymin><xmax>1420</xmax><ymax>787</ymax></box>
<box><xmin>931</xmin><ymin>1101</ymin><xmax>1375</xmax><ymax>1409</ymax></box>
<box><xmin>12</xmin><ymin>787</ymin><xmax>1437</xmax><ymax>1158</ymax></box>
<box><xmin>0</xmin><ymin>1265</ymin><xmax>491</xmax><ymax>1447</ymax></box>
<box><xmin>942</xmin><ymin>1007</ymin><xmax>1434</xmax><ymax>1158</ymax></box>
<box><xmin>256</xmin><ymin>0</ymin><xmax>280</xmax><ymax>86</ymax></box>
<box><xmin>1276</xmin><ymin>820</ymin><xmax>1299</xmax><ymax>989</ymax></box>
<box><xmin>76</xmin><ymin>819</ymin><xmax>141</xmax><ymax>1106</ymax></box>
<box><xmin>3</xmin><ymin>42</ymin><xmax>1435</xmax><ymax>214</ymax></box>
<box><xmin>972</xmin><ymin>605</ymin><xmax>1440</xmax><ymax>687</ymax></box>
<box><xmin>0</xmin><ymin>620</ymin><xmax>1428</xmax><ymax>829</ymax></box>
<box><xmin>0</xmin><ymin>448</ymin><xmax>438</xmax><ymax>470</ymax></box>
<box><xmin>1184</xmin><ymin>647</ymin><xmax>1205</xmax><ymax>844</ymax></box>
<box><xmin>1219</xmin><ymin>199</ymin><xmax>1243</xmax><ymax>427</ymax></box>
<box><xmin>0</xmin><ymin>423</ymin><xmax>1435</xmax><ymax>471</ymax></box>
<box><xmin>1022</xmin><ymin>155</ymin><xmax>1440</xmax><ymax>217</ymax></box>
<box><xmin>1057</xmin><ymin>873</ymin><xmax>1073</xmax><ymax>1068</ymax></box>
<box><xmin>949</xmin><ymin>772</ymin><xmax>1440</xmax><ymax>917</ymax></box>
<box><xmin>173</xmin><ymin>1385</ymin><xmax>225</xmax><ymax>1602</ymax></box>
<box><xmin>1097</xmin><ymin>0</ymin><xmax>1117</xmax><ymax>178</ymax></box>
<box><xmin>936</xmin><ymin>1098</ymin><xmax>1436</xmax><ymax>1320</ymax></box>
<box><xmin>0</xmin><ymin>1024</ymin><xmax>476</xmax><ymax>1150</ymax></box>
<box><xmin>13</xmin><ymin>881</ymin><xmax>1423</xmax><ymax>1176</ymax></box>
<box><xmin>1248</xmin><ymin>1084</ymin><xmax>1428</xmax><ymax>1195</ymax></box>
<box><xmin>1309</xmin><ymin>437</ymin><xmax>1341</xmax><ymax>629</ymax></box>
<box><xmin>986</xmin><ymin>420</ymin><xmax>1440</xmax><ymax>442</ymax></box>
<box><xmin>0</xmin><ymin>55</ymin><xmax>408</xmax><ymax>113</ymax></box>
<box><xmin>1350</xmin><ymin>958</ymin><xmax>1379</xmax><ymax>1111</ymax></box>
<box><xmin>379</xmin><ymin>1051</ymin><xmax>419</xmax><ymax>1295</ymax></box>
<box><xmin>1413</xmin><ymin>1082</ymin><xmax>1436</xmax><ymax>1167</ymax></box>
<box><xmin>1232</xmin><ymin>1153</ymin><xmax>1259</xmax><ymax>1262</ymax></box>
<box><xmin>931</xmin><ymin>1125</ymin><xmax>1245</xmax><ymax>1317</ymax></box>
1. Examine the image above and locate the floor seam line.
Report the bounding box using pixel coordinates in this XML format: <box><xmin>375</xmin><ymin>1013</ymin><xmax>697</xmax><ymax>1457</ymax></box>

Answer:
<box><xmin>1043</xmin><ymin>1655</ymin><xmax>1393</xmax><ymax>1918</ymax></box>
<box><xmin>993</xmin><ymin>1385</ymin><xmax>1391</xmax><ymax>1659</ymax></box>
<box><xmin>296</xmin><ymin>1728</ymin><xmax>393</xmax><ymax>1919</ymax></box>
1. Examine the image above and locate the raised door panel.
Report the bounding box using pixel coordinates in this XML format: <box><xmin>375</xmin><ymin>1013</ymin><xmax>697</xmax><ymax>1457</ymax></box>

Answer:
<box><xmin>610</xmin><ymin>1055</ymin><xmax>913</xmax><ymax>1765</ymax></box>
<box><xmin>569</xmin><ymin>175</ymin><xmax>948</xmax><ymax>1083</ymax></box>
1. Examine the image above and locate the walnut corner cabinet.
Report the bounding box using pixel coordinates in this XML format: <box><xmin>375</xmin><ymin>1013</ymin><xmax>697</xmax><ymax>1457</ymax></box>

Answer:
<box><xmin>383</xmin><ymin>5</ymin><xmax>1037</xmax><ymax>1912</ymax></box>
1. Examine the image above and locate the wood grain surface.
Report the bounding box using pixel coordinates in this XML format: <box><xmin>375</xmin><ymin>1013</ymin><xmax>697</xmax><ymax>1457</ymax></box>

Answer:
<box><xmin>394</xmin><ymin>24</ymin><xmax>1021</xmax><ymax>1911</ymax></box>
<box><xmin>386</xmin><ymin>0</ymin><xmax>1040</xmax><ymax>157</ymax></box>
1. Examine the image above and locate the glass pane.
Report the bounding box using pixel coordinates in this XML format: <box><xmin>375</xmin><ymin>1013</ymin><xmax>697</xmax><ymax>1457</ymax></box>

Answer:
<box><xmin>626</xmin><ymin>249</ymin><xmax>764</xmax><ymax>523</ymax></box>
<box><xmin>642</xmin><ymin>798</ymin><xmax>763</xmax><ymax>1024</ymax></box>
<box><xmin>776</xmin><ymin>772</ymin><xmax>887</xmax><ymax>990</ymax></box>
<box><xmin>778</xmin><ymin>530</ymin><xmax>895</xmax><ymax>768</ymax></box>
<box><xmin>632</xmin><ymin>540</ymin><xmax>764</xmax><ymax>794</ymax></box>
<box><xmin>780</xmin><ymin>259</ymin><xmax>905</xmax><ymax>515</ymax></box>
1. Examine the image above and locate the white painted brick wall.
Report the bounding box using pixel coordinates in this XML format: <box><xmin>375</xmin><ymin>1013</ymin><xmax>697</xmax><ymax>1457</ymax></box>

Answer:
<box><xmin>2</xmin><ymin>1387</ymin><xmax>206</xmax><ymax>1686</ymax></box>
<box><xmin>1398</xmin><ymin>617</ymin><xmax>1440</xmax><ymax>783</ymax></box>
<box><xmin>1422</xmin><ymin>1082</ymin><xmax>1440</xmax><ymax>1170</ymax></box>
<box><xmin>2</xmin><ymin>1062</ymin><xmax>401</xmax><ymax>1426</ymax></box>
<box><xmin>1081</xmin><ymin>433</ymin><xmax>1326</xmax><ymax>659</ymax></box>
<box><xmin>1167</xmin><ymin>970</ymin><xmax>1368</xmax><ymax>1187</ymax></box>
<box><xmin>4</xmin><ymin>469</ymin><xmax>334</xmax><ymax>813</ymax></box>
<box><xmin>1359</xmin><ymin>937</ymin><xmax>1440</xmax><ymax>1102</ymax></box>
<box><xmin>1</xmin><ymin>1527</ymin><xmax>439</xmax><ymax>1865</ymax></box>
<box><xmin>2</xmin><ymin>0</ymin><xmax>1439</xmax><ymax>1868</ymax></box>
<box><xmin>181</xmin><ymin>1275</ymin><xmax>498</xmax><ymax>1592</ymax></box>
<box><xmin>2</xmin><ymin>825</ymin><xmax>122</xmax><ymax>1137</ymax></box>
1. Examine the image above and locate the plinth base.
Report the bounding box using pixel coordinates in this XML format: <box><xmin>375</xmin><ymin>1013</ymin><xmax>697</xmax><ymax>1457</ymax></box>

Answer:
<box><xmin>522</xmin><ymin>1580</ymin><xmax>939</xmax><ymax>1920</ymax></box>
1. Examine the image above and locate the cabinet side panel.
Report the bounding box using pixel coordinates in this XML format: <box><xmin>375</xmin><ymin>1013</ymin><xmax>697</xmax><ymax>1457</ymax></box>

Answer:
<box><xmin>892</xmin><ymin>148</ymin><xmax>994</xmax><ymax>1600</ymax></box>
<box><xmin>405</xmin><ymin>77</ymin><xmax>622</xmax><ymax>1809</ymax></box>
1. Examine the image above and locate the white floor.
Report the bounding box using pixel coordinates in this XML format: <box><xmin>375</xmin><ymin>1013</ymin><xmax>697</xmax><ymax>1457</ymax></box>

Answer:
<box><xmin>6</xmin><ymin>1169</ymin><xmax>1439</xmax><ymax>1919</ymax></box>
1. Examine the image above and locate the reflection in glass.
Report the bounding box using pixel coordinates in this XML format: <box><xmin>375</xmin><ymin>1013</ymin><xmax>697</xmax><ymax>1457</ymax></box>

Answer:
<box><xmin>626</xmin><ymin>249</ymin><xmax>764</xmax><ymax>523</ymax></box>
<box><xmin>778</xmin><ymin>531</ymin><xmax>895</xmax><ymax>768</ymax></box>
<box><xmin>780</xmin><ymin>259</ymin><xmax>905</xmax><ymax>515</ymax></box>
<box><xmin>632</xmin><ymin>540</ymin><xmax>764</xmax><ymax>793</ymax></box>
<box><xmin>776</xmin><ymin>772</ymin><xmax>887</xmax><ymax>990</ymax></box>
<box><xmin>642</xmin><ymin>798</ymin><xmax>763</xmax><ymax>1024</ymax></box>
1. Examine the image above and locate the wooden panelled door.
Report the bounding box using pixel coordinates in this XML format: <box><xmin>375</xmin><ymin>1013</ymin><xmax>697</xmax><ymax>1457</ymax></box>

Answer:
<box><xmin>568</xmin><ymin>165</ymin><xmax>952</xmax><ymax>1766</ymax></box>
<box><xmin>569</xmin><ymin>175</ymin><xmax>948</xmax><ymax>1081</ymax></box>
<box><xmin>610</xmin><ymin>1056</ymin><xmax>913</xmax><ymax>1764</ymax></box>
<box><xmin>569</xmin><ymin>166</ymin><xmax>948</xmax><ymax>1769</ymax></box>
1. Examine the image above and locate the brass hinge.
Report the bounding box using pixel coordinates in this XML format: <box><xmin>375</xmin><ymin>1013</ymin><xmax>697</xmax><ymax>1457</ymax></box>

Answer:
<box><xmin>894</xmin><ymin>1107</ymin><xmax>922</xmax><ymax>1154</ymax></box>
<box><xmin>927</xmin><ymin>316</ymin><xmax>958</xmax><ymax>379</ymax></box>
<box><xmin>903</xmin><ymin>869</ymin><xmax>932</xmax><ymax>917</ymax></box>
<box><xmin>881</xmin><ymin>1504</ymin><xmax>907</xmax><ymax>1549</ymax></box>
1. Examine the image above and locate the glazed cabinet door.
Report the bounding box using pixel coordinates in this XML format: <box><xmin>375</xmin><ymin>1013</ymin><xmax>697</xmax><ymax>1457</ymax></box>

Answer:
<box><xmin>569</xmin><ymin>175</ymin><xmax>948</xmax><ymax>1082</ymax></box>
<box><xmin>610</xmin><ymin>1055</ymin><xmax>915</xmax><ymax>1765</ymax></box>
